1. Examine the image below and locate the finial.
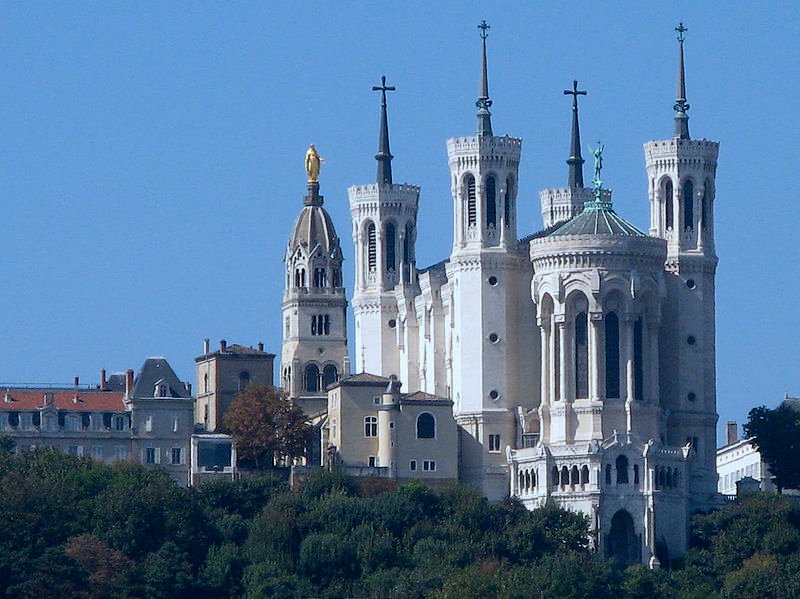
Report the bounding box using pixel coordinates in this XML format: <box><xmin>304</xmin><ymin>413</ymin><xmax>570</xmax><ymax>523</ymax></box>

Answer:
<box><xmin>563</xmin><ymin>80</ymin><xmax>587</xmax><ymax>188</ymax></box>
<box><xmin>304</xmin><ymin>144</ymin><xmax>324</xmax><ymax>206</ymax></box>
<box><xmin>591</xmin><ymin>142</ymin><xmax>604</xmax><ymax>196</ymax></box>
<box><xmin>673</xmin><ymin>22</ymin><xmax>690</xmax><ymax>140</ymax></box>
<box><xmin>476</xmin><ymin>20</ymin><xmax>493</xmax><ymax>137</ymax></box>
<box><xmin>372</xmin><ymin>75</ymin><xmax>396</xmax><ymax>185</ymax></box>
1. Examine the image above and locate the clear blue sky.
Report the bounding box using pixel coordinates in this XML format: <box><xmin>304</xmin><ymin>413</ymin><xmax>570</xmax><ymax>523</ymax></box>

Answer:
<box><xmin>1</xmin><ymin>3</ymin><xmax>798</xmax><ymax>442</ymax></box>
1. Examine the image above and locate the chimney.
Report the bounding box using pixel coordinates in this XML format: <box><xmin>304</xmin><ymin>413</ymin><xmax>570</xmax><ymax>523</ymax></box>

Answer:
<box><xmin>125</xmin><ymin>369</ymin><xmax>134</xmax><ymax>399</ymax></box>
<box><xmin>726</xmin><ymin>421</ymin><xmax>738</xmax><ymax>446</ymax></box>
<box><xmin>100</xmin><ymin>369</ymin><xmax>107</xmax><ymax>391</ymax></box>
<box><xmin>186</xmin><ymin>382</ymin><xmax>192</xmax><ymax>395</ymax></box>
<box><xmin>220</xmin><ymin>339</ymin><xmax>227</xmax><ymax>352</ymax></box>
<box><xmin>203</xmin><ymin>338</ymin><xmax>210</xmax><ymax>354</ymax></box>
<box><xmin>257</xmin><ymin>342</ymin><xmax>264</xmax><ymax>352</ymax></box>
<box><xmin>74</xmin><ymin>376</ymin><xmax>80</xmax><ymax>388</ymax></box>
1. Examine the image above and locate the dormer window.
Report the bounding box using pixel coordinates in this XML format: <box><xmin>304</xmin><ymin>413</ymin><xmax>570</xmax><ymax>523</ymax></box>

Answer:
<box><xmin>154</xmin><ymin>383</ymin><xmax>168</xmax><ymax>398</ymax></box>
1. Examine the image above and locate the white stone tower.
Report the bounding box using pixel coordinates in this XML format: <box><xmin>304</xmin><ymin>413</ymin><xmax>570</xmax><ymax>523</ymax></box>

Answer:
<box><xmin>446</xmin><ymin>21</ymin><xmax>537</xmax><ymax>499</ymax></box>
<box><xmin>281</xmin><ymin>164</ymin><xmax>349</xmax><ymax>416</ymax></box>
<box><xmin>349</xmin><ymin>76</ymin><xmax>421</xmax><ymax>379</ymax></box>
<box><xmin>644</xmin><ymin>23</ymin><xmax>719</xmax><ymax>504</ymax></box>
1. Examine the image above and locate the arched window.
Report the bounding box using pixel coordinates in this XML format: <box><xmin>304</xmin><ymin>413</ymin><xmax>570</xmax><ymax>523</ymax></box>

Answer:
<box><xmin>485</xmin><ymin>176</ymin><xmax>496</xmax><ymax>227</ymax></box>
<box><xmin>313</xmin><ymin>267</ymin><xmax>326</xmax><ymax>288</ymax></box>
<box><xmin>504</xmin><ymin>176</ymin><xmax>513</xmax><ymax>228</ymax></box>
<box><xmin>683</xmin><ymin>179</ymin><xmax>694</xmax><ymax>230</ymax></box>
<box><xmin>238</xmin><ymin>371</ymin><xmax>250</xmax><ymax>392</ymax></box>
<box><xmin>367</xmin><ymin>223</ymin><xmax>377</xmax><ymax>272</ymax></box>
<box><xmin>203</xmin><ymin>373</ymin><xmax>209</xmax><ymax>393</ymax></box>
<box><xmin>616</xmin><ymin>455</ymin><xmax>629</xmax><ymax>484</ymax></box>
<box><xmin>605</xmin><ymin>464</ymin><xmax>612</xmax><ymax>485</ymax></box>
<box><xmin>551</xmin><ymin>466</ymin><xmax>559</xmax><ymax>488</ymax></box>
<box><xmin>560</xmin><ymin>466</ymin><xmax>569</xmax><ymax>489</ymax></box>
<box><xmin>575</xmin><ymin>312</ymin><xmax>589</xmax><ymax>399</ymax></box>
<box><xmin>581</xmin><ymin>465</ymin><xmax>590</xmax><ymax>486</ymax></box>
<box><xmin>294</xmin><ymin>269</ymin><xmax>301</xmax><ymax>287</ymax></box>
<box><xmin>466</xmin><ymin>175</ymin><xmax>477</xmax><ymax>227</ymax></box>
<box><xmin>664</xmin><ymin>179</ymin><xmax>674</xmax><ymax>229</ymax></box>
<box><xmin>403</xmin><ymin>223</ymin><xmax>414</xmax><ymax>283</ymax></box>
<box><xmin>570</xmin><ymin>465</ymin><xmax>580</xmax><ymax>488</ymax></box>
<box><xmin>323</xmin><ymin>365</ymin><xmax>338</xmax><ymax>388</ymax></box>
<box><xmin>633</xmin><ymin>464</ymin><xmax>640</xmax><ymax>486</ymax></box>
<box><xmin>416</xmin><ymin>412</ymin><xmax>435</xmax><ymax>439</ymax></box>
<box><xmin>304</xmin><ymin>364</ymin><xmax>320</xmax><ymax>393</ymax></box>
<box><xmin>385</xmin><ymin>223</ymin><xmax>396</xmax><ymax>272</ymax></box>
<box><xmin>633</xmin><ymin>317</ymin><xmax>643</xmax><ymax>400</ymax></box>
<box><xmin>701</xmin><ymin>180</ymin><xmax>710</xmax><ymax>229</ymax></box>
<box><xmin>364</xmin><ymin>416</ymin><xmax>377</xmax><ymax>437</ymax></box>
<box><xmin>605</xmin><ymin>312</ymin><xmax>620</xmax><ymax>398</ymax></box>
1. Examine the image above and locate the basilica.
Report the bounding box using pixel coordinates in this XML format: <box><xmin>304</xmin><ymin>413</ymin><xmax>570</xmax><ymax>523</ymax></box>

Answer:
<box><xmin>280</xmin><ymin>23</ymin><xmax>720</xmax><ymax>567</ymax></box>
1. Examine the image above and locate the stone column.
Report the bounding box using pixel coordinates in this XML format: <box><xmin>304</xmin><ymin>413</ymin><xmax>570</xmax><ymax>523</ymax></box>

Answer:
<box><xmin>623</xmin><ymin>314</ymin><xmax>635</xmax><ymax>402</ymax></box>
<box><xmin>540</xmin><ymin>318</ymin><xmax>551</xmax><ymax>406</ymax></box>
<box><xmin>557</xmin><ymin>317</ymin><xmax>568</xmax><ymax>402</ymax></box>
<box><xmin>589</xmin><ymin>312</ymin><xmax>603</xmax><ymax>401</ymax></box>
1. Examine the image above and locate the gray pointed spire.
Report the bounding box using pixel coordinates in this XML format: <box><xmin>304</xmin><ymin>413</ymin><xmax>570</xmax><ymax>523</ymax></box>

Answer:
<box><xmin>564</xmin><ymin>80</ymin><xmax>587</xmax><ymax>188</ymax></box>
<box><xmin>476</xmin><ymin>20</ymin><xmax>493</xmax><ymax>137</ymax></box>
<box><xmin>372</xmin><ymin>75</ymin><xmax>396</xmax><ymax>185</ymax></box>
<box><xmin>673</xmin><ymin>22</ymin><xmax>690</xmax><ymax>140</ymax></box>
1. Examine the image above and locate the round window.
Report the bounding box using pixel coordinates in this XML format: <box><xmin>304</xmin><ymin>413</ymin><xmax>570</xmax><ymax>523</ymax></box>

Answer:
<box><xmin>488</xmin><ymin>276</ymin><xmax>498</xmax><ymax>286</ymax></box>
<box><xmin>489</xmin><ymin>333</ymin><xmax>499</xmax><ymax>343</ymax></box>
<box><xmin>687</xmin><ymin>335</ymin><xmax>696</xmax><ymax>345</ymax></box>
<box><xmin>388</xmin><ymin>319</ymin><xmax>397</xmax><ymax>329</ymax></box>
<box><xmin>687</xmin><ymin>392</ymin><xmax>696</xmax><ymax>402</ymax></box>
<box><xmin>489</xmin><ymin>390</ymin><xmax>499</xmax><ymax>400</ymax></box>
<box><xmin>686</xmin><ymin>278</ymin><xmax>696</xmax><ymax>289</ymax></box>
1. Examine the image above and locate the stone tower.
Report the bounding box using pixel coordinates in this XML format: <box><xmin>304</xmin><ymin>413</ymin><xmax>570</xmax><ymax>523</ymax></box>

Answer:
<box><xmin>349</xmin><ymin>77</ymin><xmax>420</xmax><ymax>379</ymax></box>
<box><xmin>446</xmin><ymin>22</ymin><xmax>537</xmax><ymax>499</ymax></box>
<box><xmin>281</xmin><ymin>164</ymin><xmax>349</xmax><ymax>416</ymax></box>
<box><xmin>644</xmin><ymin>23</ymin><xmax>719</xmax><ymax>504</ymax></box>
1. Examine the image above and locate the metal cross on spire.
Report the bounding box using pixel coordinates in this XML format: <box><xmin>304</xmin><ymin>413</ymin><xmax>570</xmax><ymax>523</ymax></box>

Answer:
<box><xmin>373</xmin><ymin>75</ymin><xmax>396</xmax><ymax>185</ymax></box>
<box><xmin>372</xmin><ymin>75</ymin><xmax>396</xmax><ymax>107</ymax></box>
<box><xmin>478</xmin><ymin>19</ymin><xmax>490</xmax><ymax>39</ymax></box>
<box><xmin>564</xmin><ymin>80</ymin><xmax>587</xmax><ymax>188</ymax></box>
<box><xmin>676</xmin><ymin>22</ymin><xmax>688</xmax><ymax>43</ymax></box>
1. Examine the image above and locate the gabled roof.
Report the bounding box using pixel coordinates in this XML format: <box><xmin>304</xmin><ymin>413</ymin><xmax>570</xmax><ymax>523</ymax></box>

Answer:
<box><xmin>131</xmin><ymin>358</ymin><xmax>191</xmax><ymax>400</ymax></box>
<box><xmin>335</xmin><ymin>372</ymin><xmax>391</xmax><ymax>387</ymax></box>
<box><xmin>402</xmin><ymin>391</ymin><xmax>443</xmax><ymax>401</ymax></box>
<box><xmin>0</xmin><ymin>389</ymin><xmax>126</xmax><ymax>412</ymax></box>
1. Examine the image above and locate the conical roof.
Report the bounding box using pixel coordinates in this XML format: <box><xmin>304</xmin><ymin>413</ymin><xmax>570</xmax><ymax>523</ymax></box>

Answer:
<box><xmin>549</xmin><ymin>200</ymin><xmax>646</xmax><ymax>237</ymax></box>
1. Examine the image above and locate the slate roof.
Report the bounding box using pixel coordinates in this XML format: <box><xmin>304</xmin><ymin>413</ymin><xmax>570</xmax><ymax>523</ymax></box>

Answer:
<box><xmin>131</xmin><ymin>358</ymin><xmax>191</xmax><ymax>399</ymax></box>
<box><xmin>549</xmin><ymin>200</ymin><xmax>646</xmax><ymax>237</ymax></box>
<box><xmin>0</xmin><ymin>389</ymin><xmax>126</xmax><ymax>412</ymax></box>
<box><xmin>289</xmin><ymin>205</ymin><xmax>340</xmax><ymax>255</ymax></box>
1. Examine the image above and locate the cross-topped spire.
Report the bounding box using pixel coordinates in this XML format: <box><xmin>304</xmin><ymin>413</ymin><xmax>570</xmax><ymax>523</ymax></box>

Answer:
<box><xmin>476</xmin><ymin>20</ymin><xmax>493</xmax><ymax>137</ymax></box>
<box><xmin>372</xmin><ymin>75</ymin><xmax>396</xmax><ymax>185</ymax></box>
<box><xmin>564</xmin><ymin>80</ymin><xmax>587</xmax><ymax>188</ymax></box>
<box><xmin>673</xmin><ymin>22</ymin><xmax>691</xmax><ymax>139</ymax></box>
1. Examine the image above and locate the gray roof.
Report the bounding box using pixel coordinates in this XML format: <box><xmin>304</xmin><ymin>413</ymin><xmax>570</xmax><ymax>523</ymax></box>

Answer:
<box><xmin>549</xmin><ymin>200</ymin><xmax>646</xmax><ymax>237</ymax></box>
<box><xmin>131</xmin><ymin>358</ymin><xmax>191</xmax><ymax>399</ymax></box>
<box><xmin>288</xmin><ymin>205</ymin><xmax>341</xmax><ymax>255</ymax></box>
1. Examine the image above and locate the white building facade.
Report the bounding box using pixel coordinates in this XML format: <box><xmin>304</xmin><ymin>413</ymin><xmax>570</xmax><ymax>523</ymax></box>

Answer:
<box><xmin>280</xmin><ymin>23</ymin><xmax>721</xmax><ymax>565</ymax></box>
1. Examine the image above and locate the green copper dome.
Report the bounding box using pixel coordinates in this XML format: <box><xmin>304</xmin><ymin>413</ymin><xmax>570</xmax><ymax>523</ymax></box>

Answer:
<box><xmin>549</xmin><ymin>199</ymin><xmax>646</xmax><ymax>237</ymax></box>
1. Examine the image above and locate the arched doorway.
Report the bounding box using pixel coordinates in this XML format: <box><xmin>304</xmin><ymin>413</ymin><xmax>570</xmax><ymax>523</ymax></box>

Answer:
<box><xmin>606</xmin><ymin>509</ymin><xmax>639</xmax><ymax>566</ymax></box>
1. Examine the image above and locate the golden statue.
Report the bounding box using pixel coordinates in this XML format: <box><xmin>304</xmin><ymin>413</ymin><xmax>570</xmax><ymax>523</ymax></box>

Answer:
<box><xmin>305</xmin><ymin>144</ymin><xmax>324</xmax><ymax>182</ymax></box>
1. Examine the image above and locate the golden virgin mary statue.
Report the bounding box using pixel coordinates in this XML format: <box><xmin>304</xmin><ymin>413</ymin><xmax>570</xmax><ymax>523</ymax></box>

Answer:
<box><xmin>305</xmin><ymin>144</ymin><xmax>324</xmax><ymax>182</ymax></box>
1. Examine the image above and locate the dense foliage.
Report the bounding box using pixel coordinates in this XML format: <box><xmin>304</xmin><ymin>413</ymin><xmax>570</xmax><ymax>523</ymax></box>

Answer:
<box><xmin>744</xmin><ymin>403</ymin><xmax>800</xmax><ymax>492</ymax></box>
<box><xmin>223</xmin><ymin>384</ymin><xmax>312</xmax><ymax>467</ymax></box>
<box><xmin>3</xmin><ymin>447</ymin><xmax>800</xmax><ymax>598</ymax></box>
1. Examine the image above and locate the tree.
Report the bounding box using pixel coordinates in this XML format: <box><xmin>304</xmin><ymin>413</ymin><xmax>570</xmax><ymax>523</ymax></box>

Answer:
<box><xmin>744</xmin><ymin>404</ymin><xmax>800</xmax><ymax>492</ymax></box>
<box><xmin>224</xmin><ymin>384</ymin><xmax>312</xmax><ymax>468</ymax></box>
